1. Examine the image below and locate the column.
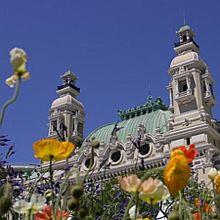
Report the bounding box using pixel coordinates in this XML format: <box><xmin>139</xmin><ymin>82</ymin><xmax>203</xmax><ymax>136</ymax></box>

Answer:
<box><xmin>186</xmin><ymin>76</ymin><xmax>191</xmax><ymax>94</ymax></box>
<box><xmin>169</xmin><ymin>88</ymin><xmax>173</xmax><ymax>108</ymax></box>
<box><xmin>204</xmin><ymin>78</ymin><xmax>210</xmax><ymax>96</ymax></box>
<box><xmin>73</xmin><ymin>117</ymin><xmax>78</xmax><ymax>136</ymax></box>
<box><xmin>175</xmin><ymin>80</ymin><xmax>179</xmax><ymax>98</ymax></box>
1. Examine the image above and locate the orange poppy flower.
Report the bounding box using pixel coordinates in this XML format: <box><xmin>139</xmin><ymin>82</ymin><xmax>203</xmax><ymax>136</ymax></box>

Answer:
<box><xmin>178</xmin><ymin>144</ymin><xmax>198</xmax><ymax>163</ymax></box>
<box><xmin>35</xmin><ymin>206</ymin><xmax>69</xmax><ymax>220</ymax></box>
<box><xmin>192</xmin><ymin>212</ymin><xmax>201</xmax><ymax>220</ymax></box>
<box><xmin>164</xmin><ymin>154</ymin><xmax>190</xmax><ymax>195</ymax></box>
<box><xmin>195</xmin><ymin>198</ymin><xmax>213</xmax><ymax>213</ymax></box>
<box><xmin>171</xmin><ymin>144</ymin><xmax>198</xmax><ymax>163</ymax></box>
<box><xmin>33</xmin><ymin>138</ymin><xmax>75</xmax><ymax>162</ymax></box>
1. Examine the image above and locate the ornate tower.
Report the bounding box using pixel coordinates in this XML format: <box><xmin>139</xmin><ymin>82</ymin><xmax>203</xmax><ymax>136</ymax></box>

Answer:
<box><xmin>167</xmin><ymin>25</ymin><xmax>220</xmax><ymax>182</ymax></box>
<box><xmin>48</xmin><ymin>70</ymin><xmax>84</xmax><ymax>146</ymax></box>
<box><xmin>168</xmin><ymin>25</ymin><xmax>215</xmax><ymax>129</ymax></box>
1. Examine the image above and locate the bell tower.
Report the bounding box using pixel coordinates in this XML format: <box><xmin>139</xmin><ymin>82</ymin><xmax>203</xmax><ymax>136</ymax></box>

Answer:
<box><xmin>48</xmin><ymin>70</ymin><xmax>85</xmax><ymax>146</ymax></box>
<box><xmin>166</xmin><ymin>25</ymin><xmax>220</xmax><ymax>181</ymax></box>
<box><xmin>167</xmin><ymin>24</ymin><xmax>215</xmax><ymax>130</ymax></box>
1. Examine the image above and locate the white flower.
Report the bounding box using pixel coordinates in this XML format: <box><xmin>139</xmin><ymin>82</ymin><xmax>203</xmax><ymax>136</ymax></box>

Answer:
<box><xmin>208</xmin><ymin>168</ymin><xmax>218</xmax><ymax>180</ymax></box>
<box><xmin>5</xmin><ymin>75</ymin><xmax>18</xmax><ymax>88</ymax></box>
<box><xmin>5</xmin><ymin>47</ymin><xmax>30</xmax><ymax>87</ymax></box>
<box><xmin>13</xmin><ymin>194</ymin><xmax>45</xmax><ymax>214</ymax></box>
<box><xmin>10</xmin><ymin>47</ymin><xmax>27</xmax><ymax>74</ymax></box>
<box><xmin>129</xmin><ymin>205</ymin><xmax>139</xmax><ymax>219</ymax></box>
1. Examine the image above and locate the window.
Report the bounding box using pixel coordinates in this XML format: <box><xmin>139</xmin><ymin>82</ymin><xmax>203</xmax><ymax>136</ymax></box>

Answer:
<box><xmin>78</xmin><ymin>123</ymin><xmax>83</xmax><ymax>134</ymax></box>
<box><xmin>51</xmin><ymin>121</ymin><xmax>57</xmax><ymax>132</ymax></box>
<box><xmin>139</xmin><ymin>144</ymin><xmax>150</xmax><ymax>155</ymax></box>
<box><xmin>186</xmin><ymin>138</ymin><xmax>190</xmax><ymax>145</ymax></box>
<box><xmin>85</xmin><ymin>158</ymin><xmax>94</xmax><ymax>169</ymax></box>
<box><xmin>203</xmin><ymin>81</ymin><xmax>206</xmax><ymax>93</ymax></box>
<box><xmin>182</xmin><ymin>35</ymin><xmax>187</xmax><ymax>42</ymax></box>
<box><xmin>111</xmin><ymin>151</ymin><xmax>121</xmax><ymax>162</ymax></box>
<box><xmin>178</xmin><ymin>80</ymin><xmax>187</xmax><ymax>92</ymax></box>
<box><xmin>209</xmin><ymin>83</ymin><xmax>214</xmax><ymax>96</ymax></box>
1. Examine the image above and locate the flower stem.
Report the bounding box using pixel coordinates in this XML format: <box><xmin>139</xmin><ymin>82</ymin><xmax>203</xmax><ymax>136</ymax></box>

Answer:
<box><xmin>134</xmin><ymin>192</ymin><xmax>139</xmax><ymax>219</ymax></box>
<box><xmin>178</xmin><ymin>191</ymin><xmax>183</xmax><ymax>220</ymax></box>
<box><xmin>212</xmin><ymin>180</ymin><xmax>220</xmax><ymax>217</ymax></box>
<box><xmin>49</xmin><ymin>156</ymin><xmax>55</xmax><ymax>220</ymax></box>
<box><xmin>150</xmin><ymin>198</ymin><xmax>154</xmax><ymax>218</ymax></box>
<box><xmin>25</xmin><ymin>210</ymin><xmax>32</xmax><ymax>220</ymax></box>
<box><xmin>0</xmin><ymin>78</ymin><xmax>21</xmax><ymax>127</ymax></box>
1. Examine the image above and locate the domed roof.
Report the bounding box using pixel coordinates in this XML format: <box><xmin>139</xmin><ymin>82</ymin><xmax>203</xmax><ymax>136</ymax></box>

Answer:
<box><xmin>82</xmin><ymin>109</ymin><xmax>171</xmax><ymax>147</ymax></box>
<box><xmin>170</xmin><ymin>51</ymin><xmax>200</xmax><ymax>68</ymax></box>
<box><xmin>51</xmin><ymin>94</ymin><xmax>83</xmax><ymax>109</ymax></box>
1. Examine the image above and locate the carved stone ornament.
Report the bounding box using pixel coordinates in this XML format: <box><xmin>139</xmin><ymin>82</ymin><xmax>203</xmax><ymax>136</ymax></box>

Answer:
<box><xmin>205</xmin><ymin>147</ymin><xmax>215</xmax><ymax>164</ymax></box>
<box><xmin>138</xmin><ymin>124</ymin><xmax>146</xmax><ymax>138</ymax></box>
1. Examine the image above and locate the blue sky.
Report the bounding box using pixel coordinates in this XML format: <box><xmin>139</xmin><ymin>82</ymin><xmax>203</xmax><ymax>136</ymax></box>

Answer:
<box><xmin>0</xmin><ymin>0</ymin><xmax>220</xmax><ymax>163</ymax></box>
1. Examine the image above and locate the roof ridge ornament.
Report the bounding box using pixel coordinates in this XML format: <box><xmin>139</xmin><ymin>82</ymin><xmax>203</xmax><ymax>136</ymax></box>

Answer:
<box><xmin>118</xmin><ymin>97</ymin><xmax>168</xmax><ymax>121</ymax></box>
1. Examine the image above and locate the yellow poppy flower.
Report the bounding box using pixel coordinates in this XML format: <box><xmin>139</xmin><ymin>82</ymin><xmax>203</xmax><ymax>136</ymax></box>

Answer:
<box><xmin>33</xmin><ymin>138</ymin><xmax>75</xmax><ymax>162</ymax></box>
<box><xmin>164</xmin><ymin>154</ymin><xmax>190</xmax><ymax>195</ymax></box>
<box><xmin>214</xmin><ymin>174</ymin><xmax>220</xmax><ymax>194</ymax></box>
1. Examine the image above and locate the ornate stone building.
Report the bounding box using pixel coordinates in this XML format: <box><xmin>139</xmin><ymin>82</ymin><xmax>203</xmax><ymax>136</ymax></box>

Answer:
<box><xmin>48</xmin><ymin>70</ymin><xmax>84</xmax><ymax>145</ymax></box>
<box><xmin>47</xmin><ymin>25</ymin><xmax>220</xmax><ymax>183</ymax></box>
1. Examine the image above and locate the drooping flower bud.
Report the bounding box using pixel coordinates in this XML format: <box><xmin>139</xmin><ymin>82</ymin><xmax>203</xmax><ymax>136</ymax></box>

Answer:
<box><xmin>168</xmin><ymin>211</ymin><xmax>181</xmax><ymax>220</ymax></box>
<box><xmin>79</xmin><ymin>206</ymin><xmax>89</xmax><ymax>218</ymax></box>
<box><xmin>0</xmin><ymin>182</ymin><xmax>12</xmax><ymax>198</ymax></box>
<box><xmin>44</xmin><ymin>189</ymin><xmax>53</xmax><ymax>200</ymax></box>
<box><xmin>70</xmin><ymin>185</ymin><xmax>84</xmax><ymax>199</ymax></box>
<box><xmin>67</xmin><ymin>198</ymin><xmax>79</xmax><ymax>210</ymax></box>
<box><xmin>0</xmin><ymin>196</ymin><xmax>12</xmax><ymax>215</ymax></box>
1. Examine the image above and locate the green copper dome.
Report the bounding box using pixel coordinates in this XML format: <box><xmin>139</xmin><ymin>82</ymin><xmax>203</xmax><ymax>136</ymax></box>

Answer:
<box><xmin>82</xmin><ymin>109</ymin><xmax>171</xmax><ymax>145</ymax></box>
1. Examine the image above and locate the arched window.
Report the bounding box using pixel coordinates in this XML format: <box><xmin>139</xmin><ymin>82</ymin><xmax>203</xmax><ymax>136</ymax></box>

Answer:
<box><xmin>139</xmin><ymin>143</ymin><xmax>150</xmax><ymax>156</ymax></box>
<box><xmin>111</xmin><ymin>151</ymin><xmax>121</xmax><ymax>162</ymax></box>
<box><xmin>85</xmin><ymin>158</ymin><xmax>94</xmax><ymax>169</ymax></box>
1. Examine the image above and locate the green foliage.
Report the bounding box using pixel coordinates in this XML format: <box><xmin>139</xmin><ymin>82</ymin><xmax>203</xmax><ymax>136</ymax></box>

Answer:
<box><xmin>81</xmin><ymin>168</ymin><xmax>164</xmax><ymax>219</ymax></box>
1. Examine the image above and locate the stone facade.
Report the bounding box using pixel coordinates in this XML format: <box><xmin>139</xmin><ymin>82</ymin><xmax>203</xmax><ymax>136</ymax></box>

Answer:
<box><xmin>47</xmin><ymin>25</ymin><xmax>220</xmax><ymax>184</ymax></box>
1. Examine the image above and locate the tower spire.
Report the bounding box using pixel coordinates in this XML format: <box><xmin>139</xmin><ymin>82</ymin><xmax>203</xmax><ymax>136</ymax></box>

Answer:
<box><xmin>48</xmin><ymin>69</ymin><xmax>85</xmax><ymax>146</ymax></box>
<box><xmin>183</xmin><ymin>10</ymin><xmax>186</xmax><ymax>25</ymax></box>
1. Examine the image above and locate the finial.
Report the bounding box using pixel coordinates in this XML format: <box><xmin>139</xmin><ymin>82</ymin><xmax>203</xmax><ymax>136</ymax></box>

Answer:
<box><xmin>147</xmin><ymin>82</ymin><xmax>151</xmax><ymax>96</ymax></box>
<box><xmin>183</xmin><ymin>10</ymin><xmax>186</xmax><ymax>25</ymax></box>
<box><xmin>69</xmin><ymin>64</ymin><xmax>72</xmax><ymax>72</ymax></box>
